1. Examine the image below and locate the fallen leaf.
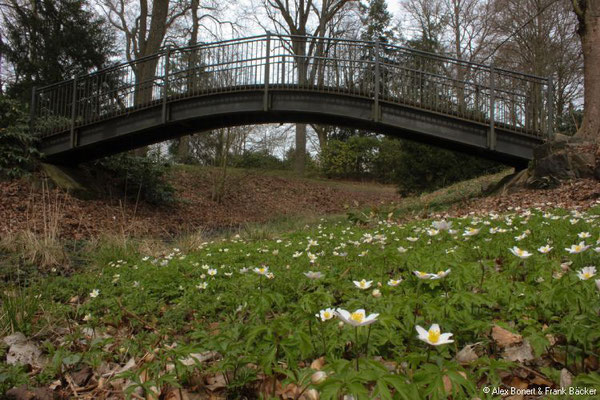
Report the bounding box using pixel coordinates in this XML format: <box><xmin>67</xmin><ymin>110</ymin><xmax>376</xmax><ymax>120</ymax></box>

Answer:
<box><xmin>310</xmin><ymin>356</ymin><xmax>325</xmax><ymax>370</ymax></box>
<box><xmin>503</xmin><ymin>341</ymin><xmax>535</xmax><ymax>362</ymax></box>
<box><xmin>560</xmin><ymin>368</ymin><xmax>572</xmax><ymax>389</ymax></box>
<box><xmin>492</xmin><ymin>325</ymin><xmax>523</xmax><ymax>348</ymax></box>
<box><xmin>455</xmin><ymin>344</ymin><xmax>479</xmax><ymax>364</ymax></box>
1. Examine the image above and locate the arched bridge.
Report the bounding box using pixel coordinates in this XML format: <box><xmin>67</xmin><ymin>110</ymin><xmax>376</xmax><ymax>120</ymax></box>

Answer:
<box><xmin>31</xmin><ymin>34</ymin><xmax>554</xmax><ymax>167</ymax></box>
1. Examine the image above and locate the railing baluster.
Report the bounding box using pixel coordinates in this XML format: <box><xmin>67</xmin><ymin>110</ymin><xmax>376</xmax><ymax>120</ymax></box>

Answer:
<box><xmin>488</xmin><ymin>65</ymin><xmax>496</xmax><ymax>150</ymax></box>
<box><xmin>162</xmin><ymin>46</ymin><xmax>171</xmax><ymax>124</ymax></box>
<box><xmin>263</xmin><ymin>33</ymin><xmax>271</xmax><ymax>111</ymax></box>
<box><xmin>70</xmin><ymin>76</ymin><xmax>78</xmax><ymax>148</ymax></box>
<box><xmin>373</xmin><ymin>41</ymin><xmax>380</xmax><ymax>122</ymax></box>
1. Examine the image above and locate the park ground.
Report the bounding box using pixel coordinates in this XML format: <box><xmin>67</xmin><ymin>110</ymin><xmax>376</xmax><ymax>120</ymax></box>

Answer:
<box><xmin>2</xmin><ymin>166</ymin><xmax>600</xmax><ymax>399</ymax></box>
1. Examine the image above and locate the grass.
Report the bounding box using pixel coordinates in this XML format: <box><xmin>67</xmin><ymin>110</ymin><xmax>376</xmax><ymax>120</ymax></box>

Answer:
<box><xmin>2</xmin><ymin>197</ymin><xmax>600</xmax><ymax>399</ymax></box>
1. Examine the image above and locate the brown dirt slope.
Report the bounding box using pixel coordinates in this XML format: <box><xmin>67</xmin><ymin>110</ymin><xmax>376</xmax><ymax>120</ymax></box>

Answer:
<box><xmin>0</xmin><ymin>167</ymin><xmax>402</xmax><ymax>240</ymax></box>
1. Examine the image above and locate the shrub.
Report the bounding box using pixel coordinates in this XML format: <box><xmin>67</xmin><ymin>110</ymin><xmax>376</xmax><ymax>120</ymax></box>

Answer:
<box><xmin>230</xmin><ymin>150</ymin><xmax>287</xmax><ymax>170</ymax></box>
<box><xmin>86</xmin><ymin>152</ymin><xmax>175</xmax><ymax>205</ymax></box>
<box><xmin>393</xmin><ymin>141</ymin><xmax>504</xmax><ymax>195</ymax></box>
<box><xmin>319</xmin><ymin>136</ymin><xmax>380</xmax><ymax>180</ymax></box>
<box><xmin>0</xmin><ymin>95</ymin><xmax>39</xmax><ymax>179</ymax></box>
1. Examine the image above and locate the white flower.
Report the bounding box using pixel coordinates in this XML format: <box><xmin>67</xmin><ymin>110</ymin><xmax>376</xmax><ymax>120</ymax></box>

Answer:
<box><xmin>353</xmin><ymin>279</ymin><xmax>372</xmax><ymax>289</ymax></box>
<box><xmin>307</xmin><ymin>253</ymin><xmax>318</xmax><ymax>263</ymax></box>
<box><xmin>316</xmin><ymin>308</ymin><xmax>335</xmax><ymax>321</ymax></box>
<box><xmin>578</xmin><ymin>232</ymin><xmax>592</xmax><ymax>239</ymax></box>
<box><xmin>397</xmin><ymin>246</ymin><xmax>408</xmax><ymax>253</ymax></box>
<box><xmin>595</xmin><ymin>279</ymin><xmax>600</xmax><ymax>292</ymax></box>
<box><xmin>292</xmin><ymin>251</ymin><xmax>303</xmax><ymax>258</ymax></box>
<box><xmin>416</xmin><ymin>324</ymin><xmax>454</xmax><ymax>346</ymax></box>
<box><xmin>509</xmin><ymin>246</ymin><xmax>532</xmax><ymax>259</ymax></box>
<box><xmin>89</xmin><ymin>289</ymin><xmax>100</xmax><ymax>298</ymax></box>
<box><xmin>304</xmin><ymin>271</ymin><xmax>324</xmax><ymax>279</ymax></box>
<box><xmin>406</xmin><ymin>237</ymin><xmax>419</xmax><ymax>242</ymax></box>
<box><xmin>196</xmin><ymin>282</ymin><xmax>208</xmax><ymax>289</ymax></box>
<box><xmin>207</xmin><ymin>268</ymin><xmax>217</xmax><ymax>276</ymax></box>
<box><xmin>254</xmin><ymin>266</ymin><xmax>269</xmax><ymax>275</ymax></box>
<box><xmin>538</xmin><ymin>245</ymin><xmax>553</xmax><ymax>254</ymax></box>
<box><xmin>514</xmin><ymin>233</ymin><xmax>527</xmax><ymax>241</ymax></box>
<box><xmin>311</xmin><ymin>371</ymin><xmax>327</xmax><ymax>384</ymax></box>
<box><xmin>239</xmin><ymin>267</ymin><xmax>248</xmax><ymax>273</ymax></box>
<box><xmin>266</xmin><ymin>272</ymin><xmax>275</xmax><ymax>279</ymax></box>
<box><xmin>577</xmin><ymin>266</ymin><xmax>597</xmax><ymax>280</ymax></box>
<box><xmin>566</xmin><ymin>241</ymin><xmax>590</xmax><ymax>254</ymax></box>
<box><xmin>336</xmin><ymin>308</ymin><xmax>379</xmax><ymax>327</ymax></box>
<box><xmin>372</xmin><ymin>289</ymin><xmax>381</xmax><ymax>298</ymax></box>
<box><xmin>429</xmin><ymin>269</ymin><xmax>451</xmax><ymax>280</ymax></box>
<box><xmin>413</xmin><ymin>270</ymin><xmax>432</xmax><ymax>279</ymax></box>
<box><xmin>426</xmin><ymin>229</ymin><xmax>439</xmax><ymax>236</ymax></box>
<box><xmin>387</xmin><ymin>278</ymin><xmax>402</xmax><ymax>286</ymax></box>
<box><xmin>432</xmin><ymin>220</ymin><xmax>452</xmax><ymax>231</ymax></box>
<box><xmin>83</xmin><ymin>313</ymin><xmax>92</xmax><ymax>321</ymax></box>
<box><xmin>463</xmin><ymin>228</ymin><xmax>480</xmax><ymax>237</ymax></box>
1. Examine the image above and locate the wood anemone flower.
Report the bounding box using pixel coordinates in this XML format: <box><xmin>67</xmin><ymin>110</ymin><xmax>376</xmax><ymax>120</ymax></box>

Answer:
<box><xmin>509</xmin><ymin>246</ymin><xmax>532</xmax><ymax>259</ymax></box>
<box><xmin>577</xmin><ymin>266</ymin><xmax>597</xmax><ymax>280</ymax></box>
<box><xmin>304</xmin><ymin>271</ymin><xmax>324</xmax><ymax>279</ymax></box>
<box><xmin>353</xmin><ymin>279</ymin><xmax>372</xmax><ymax>289</ymax></box>
<box><xmin>429</xmin><ymin>269</ymin><xmax>451</xmax><ymax>280</ymax></box>
<box><xmin>253</xmin><ymin>266</ymin><xmax>269</xmax><ymax>275</ymax></box>
<box><xmin>316</xmin><ymin>308</ymin><xmax>335</xmax><ymax>321</ymax></box>
<box><xmin>336</xmin><ymin>308</ymin><xmax>379</xmax><ymax>327</ymax></box>
<box><xmin>566</xmin><ymin>241</ymin><xmax>591</xmax><ymax>254</ymax></box>
<box><xmin>416</xmin><ymin>324</ymin><xmax>454</xmax><ymax>346</ymax></box>
<box><xmin>413</xmin><ymin>270</ymin><xmax>433</xmax><ymax>279</ymax></box>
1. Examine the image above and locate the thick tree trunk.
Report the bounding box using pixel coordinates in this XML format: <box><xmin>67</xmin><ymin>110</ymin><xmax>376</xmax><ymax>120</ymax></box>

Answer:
<box><xmin>574</xmin><ymin>0</ymin><xmax>600</xmax><ymax>141</ymax></box>
<box><xmin>295</xmin><ymin>123</ymin><xmax>307</xmax><ymax>174</ymax></box>
<box><xmin>294</xmin><ymin>37</ymin><xmax>308</xmax><ymax>174</ymax></box>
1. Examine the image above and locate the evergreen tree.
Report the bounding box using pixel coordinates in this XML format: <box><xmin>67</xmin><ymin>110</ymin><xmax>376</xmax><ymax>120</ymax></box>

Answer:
<box><xmin>360</xmin><ymin>0</ymin><xmax>395</xmax><ymax>43</ymax></box>
<box><xmin>1</xmin><ymin>0</ymin><xmax>116</xmax><ymax>103</ymax></box>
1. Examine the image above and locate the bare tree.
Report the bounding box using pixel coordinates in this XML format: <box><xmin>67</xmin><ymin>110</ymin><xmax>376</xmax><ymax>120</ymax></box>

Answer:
<box><xmin>572</xmin><ymin>0</ymin><xmax>600</xmax><ymax>140</ymax></box>
<box><xmin>99</xmin><ymin>0</ymin><xmax>189</xmax><ymax>154</ymax></box>
<box><xmin>257</xmin><ymin>0</ymin><xmax>355</xmax><ymax>174</ymax></box>
<box><xmin>490</xmin><ymin>0</ymin><xmax>582</xmax><ymax>131</ymax></box>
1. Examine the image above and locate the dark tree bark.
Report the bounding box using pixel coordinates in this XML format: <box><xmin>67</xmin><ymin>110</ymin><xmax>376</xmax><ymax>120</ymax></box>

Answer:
<box><xmin>573</xmin><ymin>0</ymin><xmax>600</xmax><ymax>140</ymax></box>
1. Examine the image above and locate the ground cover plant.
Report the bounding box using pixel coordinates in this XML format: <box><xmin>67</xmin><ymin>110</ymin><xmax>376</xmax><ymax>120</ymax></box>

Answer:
<box><xmin>3</xmin><ymin>202</ymin><xmax>600</xmax><ymax>399</ymax></box>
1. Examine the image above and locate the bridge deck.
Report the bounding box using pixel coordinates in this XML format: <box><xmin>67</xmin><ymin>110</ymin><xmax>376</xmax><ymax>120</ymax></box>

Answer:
<box><xmin>31</xmin><ymin>34</ymin><xmax>552</xmax><ymax>166</ymax></box>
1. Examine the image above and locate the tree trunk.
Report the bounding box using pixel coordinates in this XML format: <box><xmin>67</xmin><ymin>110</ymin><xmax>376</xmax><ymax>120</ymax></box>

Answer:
<box><xmin>295</xmin><ymin>123</ymin><xmax>307</xmax><ymax>174</ymax></box>
<box><xmin>294</xmin><ymin>36</ymin><xmax>308</xmax><ymax>174</ymax></box>
<box><xmin>574</xmin><ymin>0</ymin><xmax>600</xmax><ymax>140</ymax></box>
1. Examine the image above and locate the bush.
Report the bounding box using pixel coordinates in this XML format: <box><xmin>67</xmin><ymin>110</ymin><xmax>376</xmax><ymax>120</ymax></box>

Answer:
<box><xmin>0</xmin><ymin>96</ymin><xmax>39</xmax><ymax>179</ymax></box>
<box><xmin>393</xmin><ymin>141</ymin><xmax>504</xmax><ymax>195</ymax></box>
<box><xmin>230</xmin><ymin>150</ymin><xmax>287</xmax><ymax>170</ymax></box>
<box><xmin>319</xmin><ymin>136</ymin><xmax>380</xmax><ymax>180</ymax></box>
<box><xmin>85</xmin><ymin>152</ymin><xmax>175</xmax><ymax>205</ymax></box>
<box><xmin>319</xmin><ymin>135</ymin><xmax>504</xmax><ymax>192</ymax></box>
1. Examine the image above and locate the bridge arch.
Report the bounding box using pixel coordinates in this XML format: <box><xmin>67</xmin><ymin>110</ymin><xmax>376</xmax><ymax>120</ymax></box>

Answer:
<box><xmin>32</xmin><ymin>34</ymin><xmax>552</xmax><ymax>167</ymax></box>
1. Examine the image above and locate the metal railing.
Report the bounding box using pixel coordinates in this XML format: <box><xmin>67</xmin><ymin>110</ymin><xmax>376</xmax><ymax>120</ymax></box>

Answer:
<box><xmin>31</xmin><ymin>33</ymin><xmax>554</xmax><ymax>141</ymax></box>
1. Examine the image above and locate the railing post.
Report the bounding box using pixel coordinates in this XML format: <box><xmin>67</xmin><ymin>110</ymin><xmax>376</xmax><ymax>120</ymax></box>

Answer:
<box><xmin>488</xmin><ymin>65</ymin><xmax>496</xmax><ymax>151</ymax></box>
<box><xmin>281</xmin><ymin>56</ymin><xmax>285</xmax><ymax>85</ymax></box>
<box><xmin>70</xmin><ymin>76</ymin><xmax>78</xmax><ymax>148</ymax></box>
<box><xmin>373</xmin><ymin>41</ymin><xmax>380</xmax><ymax>122</ymax></box>
<box><xmin>29</xmin><ymin>86</ymin><xmax>37</xmax><ymax>135</ymax></box>
<box><xmin>162</xmin><ymin>46</ymin><xmax>171</xmax><ymax>124</ymax></box>
<box><xmin>264</xmin><ymin>32</ymin><xmax>271</xmax><ymax>112</ymax></box>
<box><xmin>547</xmin><ymin>76</ymin><xmax>554</xmax><ymax>140</ymax></box>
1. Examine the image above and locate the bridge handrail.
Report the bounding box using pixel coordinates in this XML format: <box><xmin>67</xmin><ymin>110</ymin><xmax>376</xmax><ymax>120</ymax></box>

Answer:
<box><xmin>31</xmin><ymin>33</ymin><xmax>554</xmax><ymax>141</ymax></box>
